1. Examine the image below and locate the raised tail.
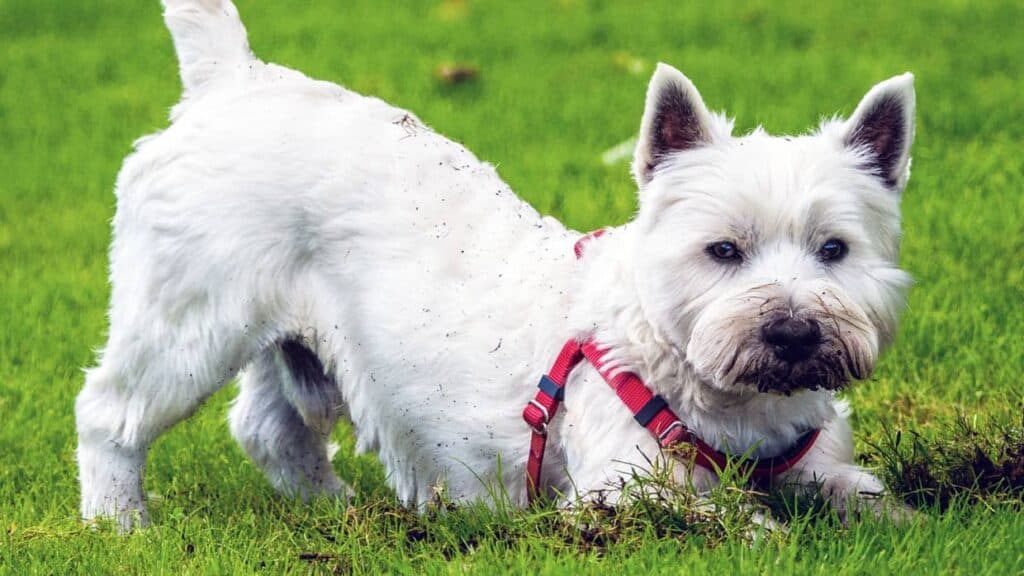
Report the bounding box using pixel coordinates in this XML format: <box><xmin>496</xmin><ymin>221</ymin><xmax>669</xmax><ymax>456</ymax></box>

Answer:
<box><xmin>162</xmin><ymin>0</ymin><xmax>254</xmax><ymax>97</ymax></box>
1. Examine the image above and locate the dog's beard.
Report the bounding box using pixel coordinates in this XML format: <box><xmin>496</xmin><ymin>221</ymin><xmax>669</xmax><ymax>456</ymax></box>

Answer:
<box><xmin>728</xmin><ymin>338</ymin><xmax>863</xmax><ymax>395</ymax></box>
<box><xmin>685</xmin><ymin>281</ymin><xmax>879</xmax><ymax>395</ymax></box>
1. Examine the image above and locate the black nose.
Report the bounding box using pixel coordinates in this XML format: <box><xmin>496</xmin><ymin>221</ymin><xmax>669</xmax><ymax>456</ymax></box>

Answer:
<box><xmin>761</xmin><ymin>316</ymin><xmax>821</xmax><ymax>363</ymax></box>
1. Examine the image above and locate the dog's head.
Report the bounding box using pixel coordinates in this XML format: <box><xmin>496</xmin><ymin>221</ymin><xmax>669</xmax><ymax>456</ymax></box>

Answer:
<box><xmin>630</xmin><ymin>64</ymin><xmax>914</xmax><ymax>395</ymax></box>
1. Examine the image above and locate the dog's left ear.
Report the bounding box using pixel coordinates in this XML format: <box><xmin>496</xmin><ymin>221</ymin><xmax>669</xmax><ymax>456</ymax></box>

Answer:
<box><xmin>841</xmin><ymin>73</ymin><xmax>916</xmax><ymax>191</ymax></box>
<box><xmin>632</xmin><ymin>63</ymin><xmax>721</xmax><ymax>186</ymax></box>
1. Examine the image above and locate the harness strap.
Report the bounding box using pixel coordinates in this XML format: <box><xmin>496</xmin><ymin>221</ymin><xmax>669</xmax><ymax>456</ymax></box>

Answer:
<box><xmin>521</xmin><ymin>229</ymin><xmax>821</xmax><ymax>503</ymax></box>
<box><xmin>522</xmin><ymin>340</ymin><xmax>584</xmax><ymax>498</ymax></box>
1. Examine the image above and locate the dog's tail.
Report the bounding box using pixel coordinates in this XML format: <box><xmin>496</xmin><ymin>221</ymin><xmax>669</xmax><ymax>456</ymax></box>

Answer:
<box><xmin>161</xmin><ymin>0</ymin><xmax>254</xmax><ymax>97</ymax></box>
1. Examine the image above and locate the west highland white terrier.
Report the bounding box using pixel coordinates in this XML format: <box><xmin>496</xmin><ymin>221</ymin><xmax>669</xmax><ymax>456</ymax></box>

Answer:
<box><xmin>77</xmin><ymin>0</ymin><xmax>916</xmax><ymax>530</ymax></box>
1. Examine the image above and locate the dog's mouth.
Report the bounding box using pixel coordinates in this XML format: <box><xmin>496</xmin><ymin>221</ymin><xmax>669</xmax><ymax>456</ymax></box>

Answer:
<box><xmin>735</xmin><ymin>346</ymin><xmax>866</xmax><ymax>396</ymax></box>
<box><xmin>687</xmin><ymin>300</ymin><xmax>880</xmax><ymax>398</ymax></box>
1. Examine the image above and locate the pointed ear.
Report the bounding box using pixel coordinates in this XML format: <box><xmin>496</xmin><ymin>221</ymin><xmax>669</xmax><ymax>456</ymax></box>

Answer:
<box><xmin>841</xmin><ymin>73</ymin><xmax>916</xmax><ymax>191</ymax></box>
<box><xmin>632</xmin><ymin>64</ymin><xmax>718</xmax><ymax>186</ymax></box>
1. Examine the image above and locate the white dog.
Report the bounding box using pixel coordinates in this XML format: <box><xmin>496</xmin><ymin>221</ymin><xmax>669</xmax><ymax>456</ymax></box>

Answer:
<box><xmin>77</xmin><ymin>0</ymin><xmax>915</xmax><ymax>530</ymax></box>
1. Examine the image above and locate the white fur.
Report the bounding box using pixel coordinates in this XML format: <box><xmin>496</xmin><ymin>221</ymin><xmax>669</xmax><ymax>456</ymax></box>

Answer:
<box><xmin>76</xmin><ymin>1</ymin><xmax>915</xmax><ymax>530</ymax></box>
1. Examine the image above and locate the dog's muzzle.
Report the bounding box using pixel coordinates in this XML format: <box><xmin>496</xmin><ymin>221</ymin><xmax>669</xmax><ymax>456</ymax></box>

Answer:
<box><xmin>742</xmin><ymin>314</ymin><xmax>856</xmax><ymax>395</ymax></box>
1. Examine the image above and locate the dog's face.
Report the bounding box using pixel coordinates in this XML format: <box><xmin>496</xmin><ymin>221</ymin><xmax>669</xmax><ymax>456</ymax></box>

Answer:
<box><xmin>630</xmin><ymin>65</ymin><xmax>915</xmax><ymax>395</ymax></box>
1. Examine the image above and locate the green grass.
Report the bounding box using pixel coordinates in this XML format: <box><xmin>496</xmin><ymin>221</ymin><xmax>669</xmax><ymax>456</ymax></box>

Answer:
<box><xmin>1</xmin><ymin>0</ymin><xmax>1023</xmax><ymax>573</ymax></box>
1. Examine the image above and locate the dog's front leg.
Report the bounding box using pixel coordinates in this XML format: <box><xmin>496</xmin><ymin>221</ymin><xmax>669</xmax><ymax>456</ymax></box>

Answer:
<box><xmin>565</xmin><ymin>453</ymin><xmax>720</xmax><ymax>507</ymax></box>
<box><xmin>558</xmin><ymin>405</ymin><xmax>720</xmax><ymax>506</ymax></box>
<box><xmin>777</xmin><ymin>414</ymin><xmax>912</xmax><ymax>522</ymax></box>
<box><xmin>560</xmin><ymin>448</ymin><xmax>789</xmax><ymax>537</ymax></box>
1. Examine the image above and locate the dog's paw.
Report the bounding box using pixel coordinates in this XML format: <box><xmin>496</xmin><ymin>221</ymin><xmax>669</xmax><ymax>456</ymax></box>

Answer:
<box><xmin>82</xmin><ymin>504</ymin><xmax>149</xmax><ymax>534</ymax></box>
<box><xmin>831</xmin><ymin>491</ymin><xmax>920</xmax><ymax>526</ymax></box>
<box><xmin>279</xmin><ymin>474</ymin><xmax>353</xmax><ymax>503</ymax></box>
<box><xmin>858</xmin><ymin>496</ymin><xmax>921</xmax><ymax>525</ymax></box>
<box><xmin>748</xmin><ymin>508</ymin><xmax>786</xmax><ymax>536</ymax></box>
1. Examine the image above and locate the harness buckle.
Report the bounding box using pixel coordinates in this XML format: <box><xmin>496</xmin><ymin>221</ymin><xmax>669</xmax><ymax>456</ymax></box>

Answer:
<box><xmin>658</xmin><ymin>420</ymin><xmax>684</xmax><ymax>445</ymax></box>
<box><xmin>527</xmin><ymin>399</ymin><xmax>550</xmax><ymax>435</ymax></box>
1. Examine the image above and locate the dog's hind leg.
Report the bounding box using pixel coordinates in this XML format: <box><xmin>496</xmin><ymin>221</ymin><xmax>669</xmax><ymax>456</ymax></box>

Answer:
<box><xmin>229</xmin><ymin>339</ymin><xmax>348</xmax><ymax>500</ymax></box>
<box><xmin>75</xmin><ymin>304</ymin><xmax>264</xmax><ymax>531</ymax></box>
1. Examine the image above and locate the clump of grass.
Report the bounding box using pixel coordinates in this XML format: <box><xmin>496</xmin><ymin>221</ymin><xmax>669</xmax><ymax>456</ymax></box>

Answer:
<box><xmin>558</xmin><ymin>460</ymin><xmax>778</xmax><ymax>552</ymax></box>
<box><xmin>286</xmin><ymin>460</ymin><xmax>777</xmax><ymax>572</ymax></box>
<box><xmin>865</xmin><ymin>414</ymin><xmax>1024</xmax><ymax>509</ymax></box>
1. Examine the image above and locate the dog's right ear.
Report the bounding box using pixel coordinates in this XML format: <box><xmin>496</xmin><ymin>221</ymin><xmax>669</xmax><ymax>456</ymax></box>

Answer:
<box><xmin>632</xmin><ymin>64</ymin><xmax>720</xmax><ymax>186</ymax></box>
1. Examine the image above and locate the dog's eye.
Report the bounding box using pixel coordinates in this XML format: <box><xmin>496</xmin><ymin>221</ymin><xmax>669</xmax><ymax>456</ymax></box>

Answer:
<box><xmin>818</xmin><ymin>238</ymin><xmax>847</xmax><ymax>262</ymax></box>
<box><xmin>707</xmin><ymin>241</ymin><xmax>742</xmax><ymax>263</ymax></box>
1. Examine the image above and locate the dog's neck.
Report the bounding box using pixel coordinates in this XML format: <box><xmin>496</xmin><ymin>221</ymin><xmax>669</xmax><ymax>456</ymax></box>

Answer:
<box><xmin>567</xmin><ymin>224</ymin><xmax>838</xmax><ymax>457</ymax></box>
<box><xmin>567</xmin><ymin>224</ymin><xmax>699</xmax><ymax>382</ymax></box>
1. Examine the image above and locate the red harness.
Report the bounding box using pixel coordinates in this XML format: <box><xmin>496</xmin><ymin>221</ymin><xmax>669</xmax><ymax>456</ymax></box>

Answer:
<box><xmin>521</xmin><ymin>231</ymin><xmax>821</xmax><ymax>502</ymax></box>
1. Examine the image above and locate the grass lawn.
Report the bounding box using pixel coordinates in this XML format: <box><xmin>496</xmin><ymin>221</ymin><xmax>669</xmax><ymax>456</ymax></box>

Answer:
<box><xmin>1</xmin><ymin>0</ymin><xmax>1022</xmax><ymax>573</ymax></box>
